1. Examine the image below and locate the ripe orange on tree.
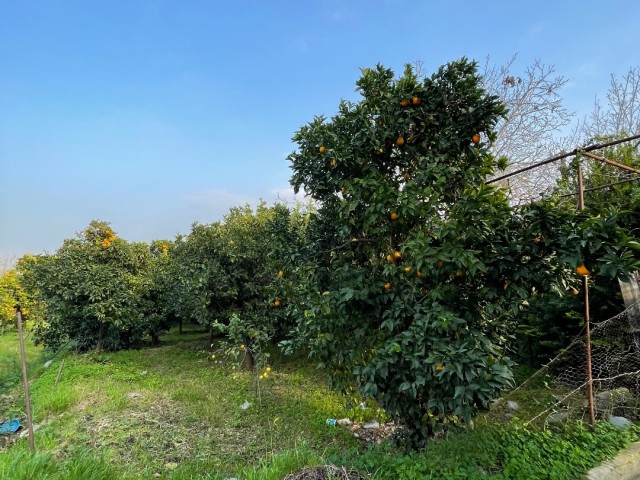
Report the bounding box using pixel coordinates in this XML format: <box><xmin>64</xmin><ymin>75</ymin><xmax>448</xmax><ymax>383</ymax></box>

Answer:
<box><xmin>412</xmin><ymin>96</ymin><xmax>420</xmax><ymax>106</ymax></box>
<box><xmin>384</xmin><ymin>282</ymin><xmax>392</xmax><ymax>290</ymax></box>
<box><xmin>386</xmin><ymin>254</ymin><xmax>394</xmax><ymax>263</ymax></box>
<box><xmin>568</xmin><ymin>287</ymin><xmax>580</xmax><ymax>296</ymax></box>
<box><xmin>393</xmin><ymin>251</ymin><xmax>402</xmax><ymax>260</ymax></box>
<box><xmin>400</xmin><ymin>98</ymin><xmax>409</xmax><ymax>107</ymax></box>
<box><xmin>396</xmin><ymin>136</ymin><xmax>405</xmax><ymax>146</ymax></box>
<box><xmin>404</xmin><ymin>266</ymin><xmax>411</xmax><ymax>273</ymax></box>
<box><xmin>273</xmin><ymin>299</ymin><xmax>282</xmax><ymax>307</ymax></box>
<box><xmin>319</xmin><ymin>146</ymin><xmax>326</xmax><ymax>154</ymax></box>
<box><xmin>576</xmin><ymin>264</ymin><xmax>590</xmax><ymax>276</ymax></box>
<box><xmin>472</xmin><ymin>134</ymin><xmax>481</xmax><ymax>144</ymax></box>
<box><xmin>278</xmin><ymin>270</ymin><xmax>285</xmax><ymax>278</ymax></box>
<box><xmin>390</xmin><ymin>212</ymin><xmax>399</xmax><ymax>221</ymax></box>
<box><xmin>417</xmin><ymin>271</ymin><xmax>423</xmax><ymax>279</ymax></box>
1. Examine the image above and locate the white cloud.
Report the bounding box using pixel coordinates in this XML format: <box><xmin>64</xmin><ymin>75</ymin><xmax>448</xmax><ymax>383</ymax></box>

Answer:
<box><xmin>528</xmin><ymin>22</ymin><xmax>547</xmax><ymax>35</ymax></box>
<box><xmin>268</xmin><ymin>186</ymin><xmax>308</xmax><ymax>205</ymax></box>
<box><xmin>576</xmin><ymin>63</ymin><xmax>599</xmax><ymax>76</ymax></box>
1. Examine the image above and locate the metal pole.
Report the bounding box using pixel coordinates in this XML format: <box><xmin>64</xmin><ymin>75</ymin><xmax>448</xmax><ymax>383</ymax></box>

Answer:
<box><xmin>487</xmin><ymin>132</ymin><xmax>640</xmax><ymax>185</ymax></box>
<box><xmin>577</xmin><ymin>162</ymin><xmax>596</xmax><ymax>428</ymax></box>
<box><xmin>15</xmin><ymin>306</ymin><xmax>35</xmax><ymax>452</ymax></box>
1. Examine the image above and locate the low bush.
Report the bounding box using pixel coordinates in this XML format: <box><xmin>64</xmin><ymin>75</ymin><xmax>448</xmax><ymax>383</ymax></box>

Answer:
<box><xmin>332</xmin><ymin>421</ymin><xmax>640</xmax><ymax>479</ymax></box>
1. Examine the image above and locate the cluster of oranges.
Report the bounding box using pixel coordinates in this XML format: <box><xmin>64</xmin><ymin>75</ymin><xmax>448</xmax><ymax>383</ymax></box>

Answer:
<box><xmin>101</xmin><ymin>229</ymin><xmax>116</xmax><ymax>248</ymax></box>
<box><xmin>258</xmin><ymin>366</ymin><xmax>272</xmax><ymax>380</ymax></box>
<box><xmin>400</xmin><ymin>96</ymin><xmax>421</xmax><ymax>107</ymax></box>
<box><xmin>383</xmin><ymin>251</ymin><xmax>401</xmax><ymax>291</ymax></box>
<box><xmin>386</xmin><ymin>250</ymin><xmax>402</xmax><ymax>263</ymax></box>
<box><xmin>384</xmin><ymin>250</ymin><xmax>425</xmax><ymax>290</ymax></box>
<box><xmin>318</xmin><ymin>91</ymin><xmax>480</xmax><ymax>165</ymax></box>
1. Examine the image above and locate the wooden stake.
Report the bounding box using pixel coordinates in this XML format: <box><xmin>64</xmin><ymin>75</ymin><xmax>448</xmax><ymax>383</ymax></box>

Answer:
<box><xmin>15</xmin><ymin>306</ymin><xmax>35</xmax><ymax>452</ymax></box>
<box><xmin>54</xmin><ymin>359</ymin><xmax>65</xmax><ymax>388</ymax></box>
<box><xmin>581</xmin><ymin>151</ymin><xmax>640</xmax><ymax>175</ymax></box>
<box><xmin>577</xmin><ymin>161</ymin><xmax>585</xmax><ymax>211</ymax></box>
<box><xmin>577</xmin><ymin>162</ymin><xmax>596</xmax><ymax>428</ymax></box>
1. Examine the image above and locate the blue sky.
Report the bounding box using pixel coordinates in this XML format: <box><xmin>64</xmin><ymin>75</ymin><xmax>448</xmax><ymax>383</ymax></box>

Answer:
<box><xmin>1</xmin><ymin>0</ymin><xmax>639</xmax><ymax>260</ymax></box>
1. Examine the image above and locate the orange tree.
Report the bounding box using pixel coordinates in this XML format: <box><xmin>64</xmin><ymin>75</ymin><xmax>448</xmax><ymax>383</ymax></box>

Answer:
<box><xmin>162</xmin><ymin>221</ymin><xmax>234</xmax><ymax>340</ymax></box>
<box><xmin>164</xmin><ymin>203</ymin><xmax>299</xmax><ymax>367</ymax></box>
<box><xmin>0</xmin><ymin>268</ymin><xmax>40</xmax><ymax>332</ymax></box>
<box><xmin>287</xmin><ymin>60</ymin><xmax>518</xmax><ymax>444</ymax></box>
<box><xmin>286</xmin><ymin>59</ymin><xmax>640</xmax><ymax>446</ymax></box>
<box><xmin>138</xmin><ymin>239</ymin><xmax>176</xmax><ymax>345</ymax></box>
<box><xmin>513</xmin><ymin>139</ymin><xmax>640</xmax><ymax>364</ymax></box>
<box><xmin>216</xmin><ymin>203</ymin><xmax>295</xmax><ymax>367</ymax></box>
<box><xmin>18</xmin><ymin>221</ymin><xmax>161</xmax><ymax>352</ymax></box>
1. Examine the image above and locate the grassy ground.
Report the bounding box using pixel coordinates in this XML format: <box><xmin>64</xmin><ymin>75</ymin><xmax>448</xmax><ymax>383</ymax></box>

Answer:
<box><xmin>0</xmin><ymin>330</ymin><xmax>44</xmax><ymax>396</ymax></box>
<box><xmin>1</xmin><ymin>329</ymin><xmax>639</xmax><ymax>479</ymax></box>
<box><xmin>0</xmin><ymin>327</ymin><xmax>363</xmax><ymax>479</ymax></box>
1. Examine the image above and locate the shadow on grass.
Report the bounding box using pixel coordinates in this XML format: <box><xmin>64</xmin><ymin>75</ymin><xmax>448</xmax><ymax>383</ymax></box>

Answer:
<box><xmin>158</xmin><ymin>325</ymin><xmax>211</xmax><ymax>348</ymax></box>
<box><xmin>0</xmin><ymin>331</ymin><xmax>45</xmax><ymax>396</ymax></box>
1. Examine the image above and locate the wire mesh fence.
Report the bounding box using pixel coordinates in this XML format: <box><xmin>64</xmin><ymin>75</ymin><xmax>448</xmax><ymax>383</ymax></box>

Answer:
<box><xmin>489</xmin><ymin>301</ymin><xmax>640</xmax><ymax>428</ymax></box>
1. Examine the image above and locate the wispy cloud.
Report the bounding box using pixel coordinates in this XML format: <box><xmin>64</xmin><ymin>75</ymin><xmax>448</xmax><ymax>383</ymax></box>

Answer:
<box><xmin>576</xmin><ymin>62</ymin><xmax>599</xmax><ymax>76</ymax></box>
<box><xmin>184</xmin><ymin>188</ymin><xmax>254</xmax><ymax>210</ymax></box>
<box><xmin>528</xmin><ymin>22</ymin><xmax>547</xmax><ymax>35</ymax></box>
<box><xmin>331</xmin><ymin>9</ymin><xmax>349</xmax><ymax>22</ymax></box>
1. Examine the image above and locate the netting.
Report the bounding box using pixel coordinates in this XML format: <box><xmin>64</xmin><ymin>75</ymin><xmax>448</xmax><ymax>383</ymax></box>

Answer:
<box><xmin>491</xmin><ymin>301</ymin><xmax>640</xmax><ymax>427</ymax></box>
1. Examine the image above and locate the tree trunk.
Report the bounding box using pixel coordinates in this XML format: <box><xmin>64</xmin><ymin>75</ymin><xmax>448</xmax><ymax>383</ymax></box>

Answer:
<box><xmin>245</xmin><ymin>348</ymin><xmax>255</xmax><ymax>370</ymax></box>
<box><xmin>179</xmin><ymin>318</ymin><xmax>183</xmax><ymax>335</ymax></box>
<box><xmin>95</xmin><ymin>322</ymin><xmax>106</xmax><ymax>354</ymax></box>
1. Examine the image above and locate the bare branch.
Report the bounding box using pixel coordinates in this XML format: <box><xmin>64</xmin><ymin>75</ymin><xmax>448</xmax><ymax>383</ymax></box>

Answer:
<box><xmin>481</xmin><ymin>55</ymin><xmax>575</xmax><ymax>201</ymax></box>
<box><xmin>583</xmin><ymin>66</ymin><xmax>640</xmax><ymax>139</ymax></box>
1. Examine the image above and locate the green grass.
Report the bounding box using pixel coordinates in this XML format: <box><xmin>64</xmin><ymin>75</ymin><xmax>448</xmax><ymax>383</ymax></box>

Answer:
<box><xmin>1</xmin><ymin>327</ymin><xmax>638</xmax><ymax>479</ymax></box>
<box><xmin>0</xmin><ymin>326</ymin><xmax>362</xmax><ymax>478</ymax></box>
<box><xmin>332</xmin><ymin>422</ymin><xmax>640</xmax><ymax>479</ymax></box>
<box><xmin>0</xmin><ymin>330</ymin><xmax>44</xmax><ymax>396</ymax></box>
